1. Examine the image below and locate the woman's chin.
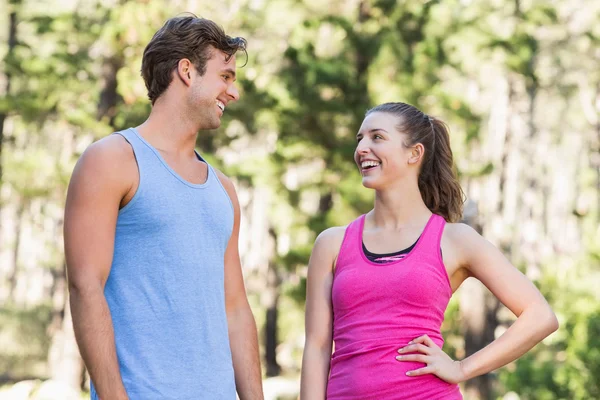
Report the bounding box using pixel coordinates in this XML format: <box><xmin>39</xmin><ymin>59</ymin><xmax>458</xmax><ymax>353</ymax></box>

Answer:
<box><xmin>361</xmin><ymin>177</ymin><xmax>382</xmax><ymax>190</ymax></box>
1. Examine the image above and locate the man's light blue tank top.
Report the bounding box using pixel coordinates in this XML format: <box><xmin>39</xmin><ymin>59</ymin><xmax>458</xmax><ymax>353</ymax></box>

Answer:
<box><xmin>90</xmin><ymin>128</ymin><xmax>236</xmax><ymax>399</ymax></box>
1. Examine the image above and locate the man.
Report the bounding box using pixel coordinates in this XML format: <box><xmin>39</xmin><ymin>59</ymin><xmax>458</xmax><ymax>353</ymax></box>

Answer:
<box><xmin>64</xmin><ymin>15</ymin><xmax>264</xmax><ymax>399</ymax></box>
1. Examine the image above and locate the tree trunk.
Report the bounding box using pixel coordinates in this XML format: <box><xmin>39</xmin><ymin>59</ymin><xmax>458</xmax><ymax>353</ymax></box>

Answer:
<box><xmin>264</xmin><ymin>230</ymin><xmax>281</xmax><ymax>377</ymax></box>
<box><xmin>460</xmin><ymin>282</ymin><xmax>499</xmax><ymax>400</ymax></box>
<box><xmin>8</xmin><ymin>201</ymin><xmax>25</xmax><ymax>302</ymax></box>
<box><xmin>237</xmin><ymin>183</ymin><xmax>280</xmax><ymax>375</ymax></box>
<box><xmin>595</xmin><ymin>84</ymin><xmax>600</xmax><ymax>223</ymax></box>
<box><xmin>97</xmin><ymin>53</ymin><xmax>124</xmax><ymax>129</ymax></box>
<box><xmin>460</xmin><ymin>201</ymin><xmax>498</xmax><ymax>400</ymax></box>
<box><xmin>460</xmin><ymin>73</ymin><xmax>518</xmax><ymax>399</ymax></box>
<box><xmin>0</xmin><ymin>10</ymin><xmax>17</xmax><ymax>251</ymax></box>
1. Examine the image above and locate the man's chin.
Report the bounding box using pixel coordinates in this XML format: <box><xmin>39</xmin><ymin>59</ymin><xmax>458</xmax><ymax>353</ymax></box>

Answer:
<box><xmin>199</xmin><ymin>119</ymin><xmax>221</xmax><ymax>130</ymax></box>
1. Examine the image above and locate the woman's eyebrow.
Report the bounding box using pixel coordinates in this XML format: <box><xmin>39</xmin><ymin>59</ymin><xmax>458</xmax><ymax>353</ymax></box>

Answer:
<box><xmin>357</xmin><ymin>128</ymin><xmax>388</xmax><ymax>136</ymax></box>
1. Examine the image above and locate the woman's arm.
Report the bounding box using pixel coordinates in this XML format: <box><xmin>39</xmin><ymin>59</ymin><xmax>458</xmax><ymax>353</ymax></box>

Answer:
<box><xmin>397</xmin><ymin>223</ymin><xmax>558</xmax><ymax>383</ymax></box>
<box><xmin>300</xmin><ymin>227</ymin><xmax>344</xmax><ymax>400</ymax></box>
<box><xmin>452</xmin><ymin>223</ymin><xmax>558</xmax><ymax>379</ymax></box>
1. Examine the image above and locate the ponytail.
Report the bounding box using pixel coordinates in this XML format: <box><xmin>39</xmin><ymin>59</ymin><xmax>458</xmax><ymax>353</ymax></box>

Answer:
<box><xmin>418</xmin><ymin>118</ymin><xmax>464</xmax><ymax>222</ymax></box>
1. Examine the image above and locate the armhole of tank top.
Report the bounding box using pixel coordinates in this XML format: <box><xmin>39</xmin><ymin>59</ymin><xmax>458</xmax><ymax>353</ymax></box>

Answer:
<box><xmin>210</xmin><ymin>165</ymin><xmax>235</xmax><ymax>215</ymax></box>
<box><xmin>434</xmin><ymin>217</ymin><xmax>453</xmax><ymax>294</ymax></box>
<box><xmin>333</xmin><ymin>221</ymin><xmax>356</xmax><ymax>275</ymax></box>
<box><xmin>114</xmin><ymin>131</ymin><xmax>143</xmax><ymax>215</ymax></box>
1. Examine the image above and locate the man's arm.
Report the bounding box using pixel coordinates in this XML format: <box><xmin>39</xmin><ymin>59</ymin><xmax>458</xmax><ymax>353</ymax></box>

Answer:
<box><xmin>64</xmin><ymin>135</ymin><xmax>135</xmax><ymax>400</ymax></box>
<box><xmin>216</xmin><ymin>171</ymin><xmax>264</xmax><ymax>400</ymax></box>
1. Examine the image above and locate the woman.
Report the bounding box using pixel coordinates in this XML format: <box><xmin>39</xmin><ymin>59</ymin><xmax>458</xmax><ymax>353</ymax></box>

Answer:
<box><xmin>300</xmin><ymin>102</ymin><xmax>558</xmax><ymax>399</ymax></box>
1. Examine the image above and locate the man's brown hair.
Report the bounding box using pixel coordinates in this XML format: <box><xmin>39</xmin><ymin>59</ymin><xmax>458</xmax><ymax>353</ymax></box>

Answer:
<box><xmin>141</xmin><ymin>14</ymin><xmax>247</xmax><ymax>104</ymax></box>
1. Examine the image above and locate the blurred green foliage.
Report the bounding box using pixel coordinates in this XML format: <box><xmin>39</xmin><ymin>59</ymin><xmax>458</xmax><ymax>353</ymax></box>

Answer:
<box><xmin>0</xmin><ymin>0</ymin><xmax>599</xmax><ymax>399</ymax></box>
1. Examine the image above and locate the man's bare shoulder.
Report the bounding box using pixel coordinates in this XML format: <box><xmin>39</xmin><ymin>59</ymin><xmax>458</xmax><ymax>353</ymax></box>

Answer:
<box><xmin>69</xmin><ymin>134</ymin><xmax>137</xmax><ymax>196</ymax></box>
<box><xmin>80</xmin><ymin>134</ymin><xmax>135</xmax><ymax>167</ymax></box>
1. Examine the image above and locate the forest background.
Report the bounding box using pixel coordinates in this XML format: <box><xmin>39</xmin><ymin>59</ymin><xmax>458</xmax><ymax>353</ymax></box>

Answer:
<box><xmin>0</xmin><ymin>0</ymin><xmax>599</xmax><ymax>399</ymax></box>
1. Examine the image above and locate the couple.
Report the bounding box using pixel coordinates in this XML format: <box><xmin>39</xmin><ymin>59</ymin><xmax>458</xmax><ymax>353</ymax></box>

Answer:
<box><xmin>64</xmin><ymin>15</ymin><xmax>558</xmax><ymax>400</ymax></box>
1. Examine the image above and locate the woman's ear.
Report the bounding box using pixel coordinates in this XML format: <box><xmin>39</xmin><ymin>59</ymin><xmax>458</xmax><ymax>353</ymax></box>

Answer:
<box><xmin>408</xmin><ymin>143</ymin><xmax>424</xmax><ymax>165</ymax></box>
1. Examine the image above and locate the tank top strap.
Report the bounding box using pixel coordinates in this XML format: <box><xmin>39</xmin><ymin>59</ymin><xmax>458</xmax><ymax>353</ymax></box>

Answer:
<box><xmin>113</xmin><ymin>128</ymin><xmax>158</xmax><ymax>172</ymax></box>
<box><xmin>418</xmin><ymin>213</ymin><xmax>446</xmax><ymax>258</ymax></box>
<box><xmin>334</xmin><ymin>215</ymin><xmax>365</xmax><ymax>272</ymax></box>
<box><xmin>114</xmin><ymin>127</ymin><xmax>142</xmax><ymax>151</ymax></box>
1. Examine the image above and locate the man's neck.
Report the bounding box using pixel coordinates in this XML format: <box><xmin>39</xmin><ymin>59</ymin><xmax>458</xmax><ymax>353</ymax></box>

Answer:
<box><xmin>136</xmin><ymin>104</ymin><xmax>199</xmax><ymax>156</ymax></box>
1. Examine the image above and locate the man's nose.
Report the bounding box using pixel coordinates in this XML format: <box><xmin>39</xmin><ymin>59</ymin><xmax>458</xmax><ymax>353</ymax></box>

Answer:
<box><xmin>227</xmin><ymin>84</ymin><xmax>240</xmax><ymax>102</ymax></box>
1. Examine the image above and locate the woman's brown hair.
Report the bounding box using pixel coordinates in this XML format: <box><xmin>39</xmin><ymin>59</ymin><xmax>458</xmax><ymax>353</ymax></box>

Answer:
<box><xmin>366</xmin><ymin>102</ymin><xmax>465</xmax><ymax>222</ymax></box>
<box><xmin>141</xmin><ymin>14</ymin><xmax>247</xmax><ymax>104</ymax></box>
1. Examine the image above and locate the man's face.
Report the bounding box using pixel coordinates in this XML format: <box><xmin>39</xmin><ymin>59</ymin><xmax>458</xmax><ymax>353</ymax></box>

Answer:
<box><xmin>188</xmin><ymin>49</ymin><xmax>240</xmax><ymax>130</ymax></box>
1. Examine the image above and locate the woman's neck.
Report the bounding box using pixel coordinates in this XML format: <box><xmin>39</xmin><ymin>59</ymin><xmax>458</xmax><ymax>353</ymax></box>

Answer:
<box><xmin>371</xmin><ymin>181</ymin><xmax>432</xmax><ymax>229</ymax></box>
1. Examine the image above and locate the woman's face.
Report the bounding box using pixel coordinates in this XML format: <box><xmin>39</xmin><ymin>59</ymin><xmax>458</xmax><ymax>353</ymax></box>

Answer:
<box><xmin>354</xmin><ymin>112</ymin><xmax>416</xmax><ymax>189</ymax></box>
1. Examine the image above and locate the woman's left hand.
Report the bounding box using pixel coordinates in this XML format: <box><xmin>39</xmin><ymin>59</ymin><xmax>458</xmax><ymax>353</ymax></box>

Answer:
<box><xmin>396</xmin><ymin>334</ymin><xmax>467</xmax><ymax>384</ymax></box>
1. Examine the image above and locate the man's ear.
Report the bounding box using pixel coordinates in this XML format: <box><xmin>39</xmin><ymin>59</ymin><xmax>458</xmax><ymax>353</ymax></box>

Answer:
<box><xmin>177</xmin><ymin>58</ymin><xmax>193</xmax><ymax>86</ymax></box>
<box><xmin>408</xmin><ymin>143</ymin><xmax>424</xmax><ymax>165</ymax></box>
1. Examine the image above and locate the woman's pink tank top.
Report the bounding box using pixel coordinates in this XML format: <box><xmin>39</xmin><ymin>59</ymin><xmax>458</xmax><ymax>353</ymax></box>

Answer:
<box><xmin>327</xmin><ymin>213</ymin><xmax>462</xmax><ymax>399</ymax></box>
